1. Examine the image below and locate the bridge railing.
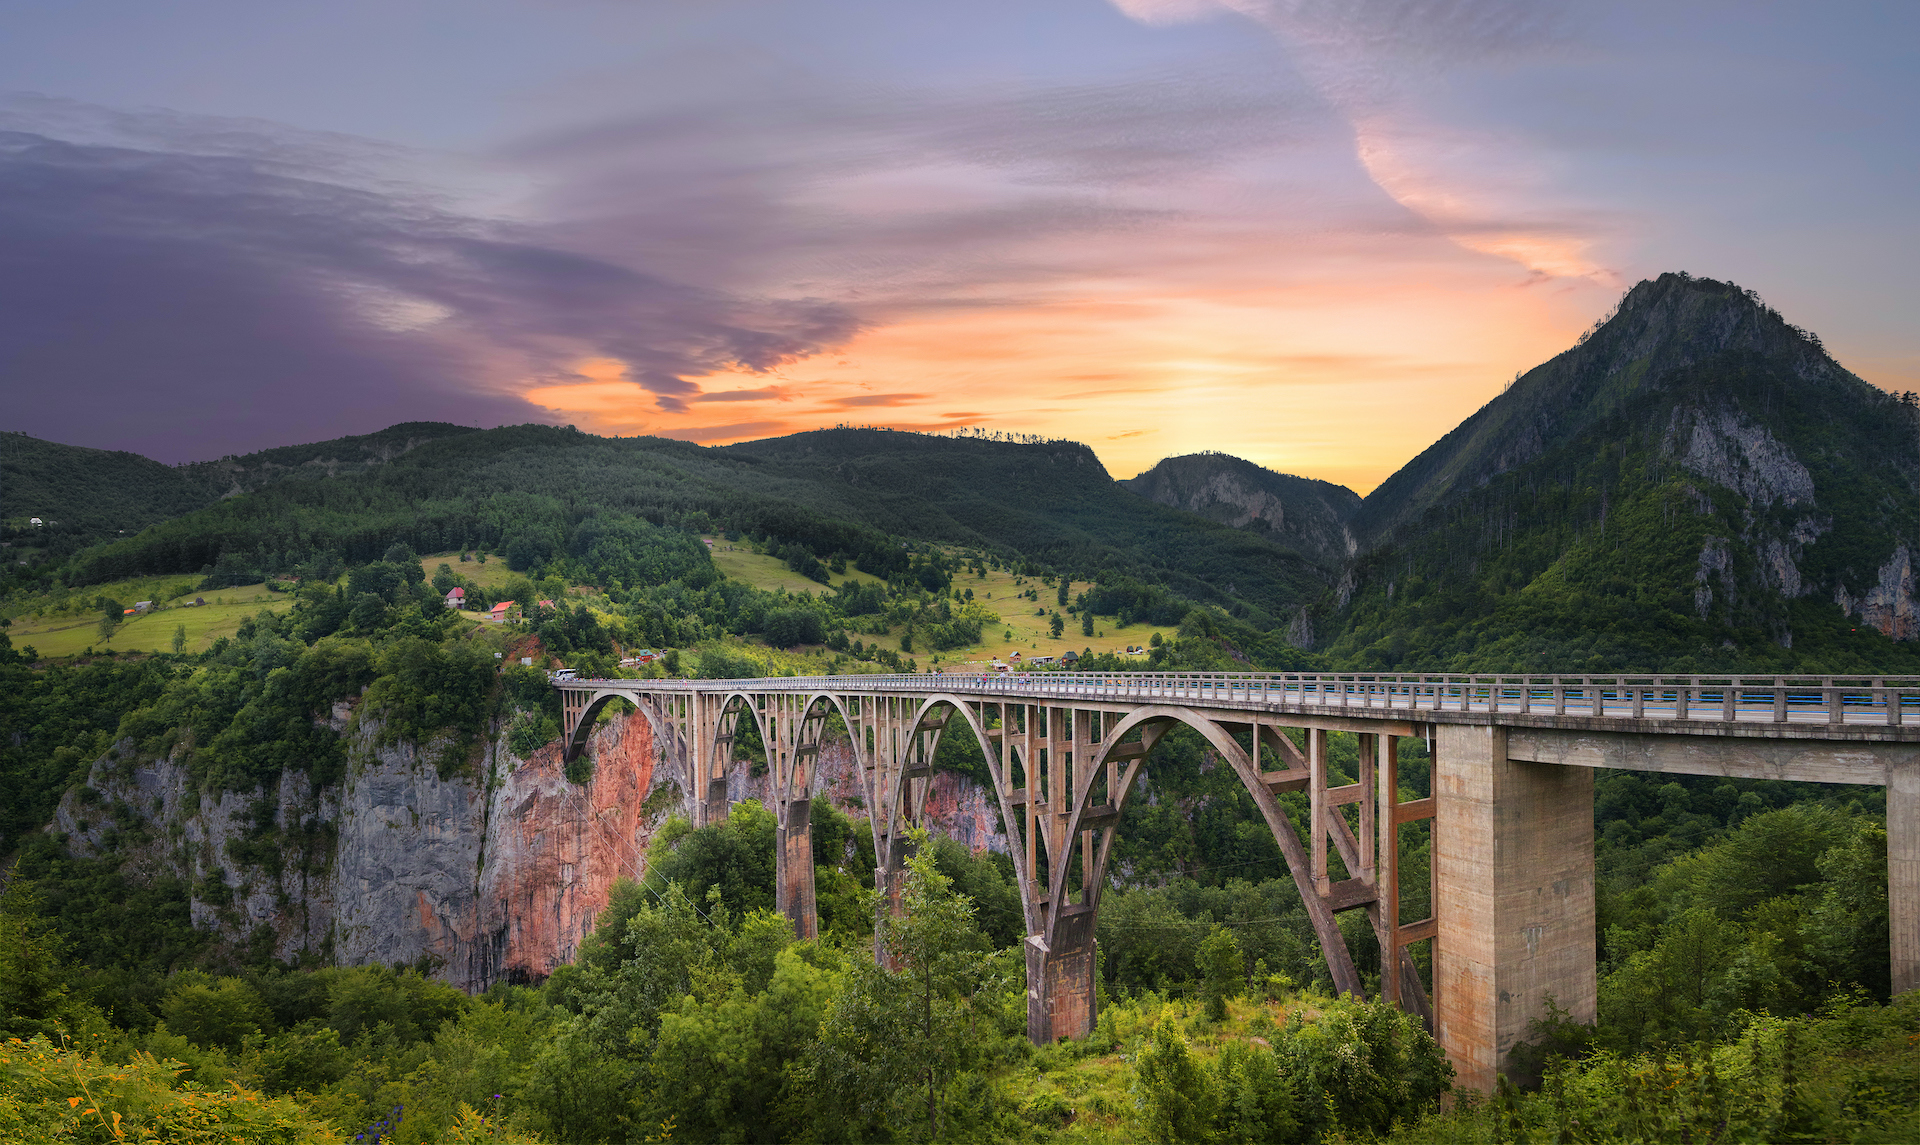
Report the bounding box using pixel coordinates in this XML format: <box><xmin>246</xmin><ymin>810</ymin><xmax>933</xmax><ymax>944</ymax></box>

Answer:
<box><xmin>556</xmin><ymin>672</ymin><xmax>1920</xmax><ymax>726</ymax></box>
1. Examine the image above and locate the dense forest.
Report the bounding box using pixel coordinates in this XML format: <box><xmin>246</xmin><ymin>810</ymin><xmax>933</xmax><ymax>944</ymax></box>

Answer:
<box><xmin>2</xmin><ymin>271</ymin><xmax>1918</xmax><ymax>1140</ymax></box>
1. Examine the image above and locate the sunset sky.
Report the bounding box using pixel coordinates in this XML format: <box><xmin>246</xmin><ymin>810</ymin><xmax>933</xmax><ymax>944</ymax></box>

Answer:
<box><xmin>5</xmin><ymin>1</ymin><xmax>1916</xmax><ymax>493</ymax></box>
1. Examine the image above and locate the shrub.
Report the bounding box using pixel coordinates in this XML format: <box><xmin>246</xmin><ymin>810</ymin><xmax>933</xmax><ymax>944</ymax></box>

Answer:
<box><xmin>0</xmin><ymin>1035</ymin><xmax>336</xmax><ymax>1143</ymax></box>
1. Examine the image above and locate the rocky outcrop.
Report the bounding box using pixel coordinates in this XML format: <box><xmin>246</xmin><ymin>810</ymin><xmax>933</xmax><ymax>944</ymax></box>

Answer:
<box><xmin>1694</xmin><ymin>537</ymin><xmax>1732</xmax><ymax>619</ymax></box>
<box><xmin>1671</xmin><ymin>407</ymin><xmax>1815</xmax><ymax>509</ymax></box>
<box><xmin>50</xmin><ymin>703</ymin><xmax>1010</xmax><ymax>993</ymax></box>
<box><xmin>1124</xmin><ymin>453</ymin><xmax>1360</xmax><ymax>569</ymax></box>
<box><xmin>52</xmin><ymin>747</ymin><xmax>340</xmax><ymax>965</ymax></box>
<box><xmin>1837</xmin><ymin>545</ymin><xmax>1919</xmax><ymax>641</ymax></box>
<box><xmin>331</xmin><ymin>732</ymin><xmax>488</xmax><ymax>975</ymax></box>
<box><xmin>473</xmin><ymin>710</ymin><xmax>673</xmax><ymax>988</ymax></box>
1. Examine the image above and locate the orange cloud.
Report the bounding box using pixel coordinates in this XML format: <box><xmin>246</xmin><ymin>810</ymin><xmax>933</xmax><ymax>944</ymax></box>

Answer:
<box><xmin>523</xmin><ymin>268</ymin><xmax>1604</xmax><ymax>493</ymax></box>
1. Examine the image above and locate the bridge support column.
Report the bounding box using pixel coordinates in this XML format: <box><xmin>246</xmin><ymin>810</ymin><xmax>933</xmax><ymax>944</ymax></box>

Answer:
<box><xmin>872</xmin><ymin>832</ymin><xmax>917</xmax><ymax>966</ymax></box>
<box><xmin>776</xmin><ymin>797</ymin><xmax>818</xmax><ymax>941</ymax></box>
<box><xmin>1026</xmin><ymin>909</ymin><xmax>1097</xmax><ymax>1044</ymax></box>
<box><xmin>1434</xmin><ymin>724</ymin><xmax>1595</xmax><ymax>1092</ymax></box>
<box><xmin>1894</xmin><ymin>759</ymin><xmax>1919</xmax><ymax>995</ymax></box>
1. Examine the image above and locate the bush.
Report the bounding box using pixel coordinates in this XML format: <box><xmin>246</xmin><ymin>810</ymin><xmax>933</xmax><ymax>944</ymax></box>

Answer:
<box><xmin>160</xmin><ymin>976</ymin><xmax>272</xmax><ymax>1052</ymax></box>
<box><xmin>0</xmin><ymin>1035</ymin><xmax>336</xmax><ymax>1143</ymax></box>
<box><xmin>1131</xmin><ymin>1014</ymin><xmax>1218</xmax><ymax>1143</ymax></box>
<box><xmin>1197</xmin><ymin>927</ymin><xmax>1244</xmax><ymax>1021</ymax></box>
<box><xmin>763</xmin><ymin>608</ymin><xmax>825</xmax><ymax>649</ymax></box>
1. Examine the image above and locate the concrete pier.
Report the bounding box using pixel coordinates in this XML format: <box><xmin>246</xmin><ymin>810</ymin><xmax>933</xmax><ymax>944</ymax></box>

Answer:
<box><xmin>775</xmin><ymin>797</ymin><xmax>817</xmax><ymax>941</ymax></box>
<box><xmin>1894</xmin><ymin>759</ymin><xmax>1918</xmax><ymax>995</ymax></box>
<box><xmin>1434</xmin><ymin>724</ymin><xmax>1596</xmax><ymax>1091</ymax></box>
<box><xmin>1026</xmin><ymin>909</ymin><xmax>1098</xmax><ymax>1043</ymax></box>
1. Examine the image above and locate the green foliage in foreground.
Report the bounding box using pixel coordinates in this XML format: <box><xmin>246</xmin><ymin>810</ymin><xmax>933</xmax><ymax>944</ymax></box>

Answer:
<box><xmin>1133</xmin><ymin>998</ymin><xmax>1453</xmax><ymax>1144</ymax></box>
<box><xmin>0</xmin><ymin>1033</ymin><xmax>339</xmax><ymax>1144</ymax></box>
<box><xmin>1396</xmin><ymin>993</ymin><xmax>1920</xmax><ymax>1145</ymax></box>
<box><xmin>3</xmin><ymin>782</ymin><xmax>1918</xmax><ymax>1143</ymax></box>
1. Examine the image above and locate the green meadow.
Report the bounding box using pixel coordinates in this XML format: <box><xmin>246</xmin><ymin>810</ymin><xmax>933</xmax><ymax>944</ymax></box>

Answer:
<box><xmin>6</xmin><ymin>582</ymin><xmax>291</xmax><ymax>657</ymax></box>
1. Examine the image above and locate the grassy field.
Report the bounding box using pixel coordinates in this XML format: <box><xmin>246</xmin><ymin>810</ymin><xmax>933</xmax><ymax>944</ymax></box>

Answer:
<box><xmin>914</xmin><ymin>565</ymin><xmax>1169</xmax><ymax>668</ymax></box>
<box><xmin>698</xmin><ymin>544</ymin><xmax>1169</xmax><ymax>666</ymax></box>
<box><xmin>8</xmin><ymin>583</ymin><xmax>292</xmax><ymax>657</ymax></box>
<box><xmin>414</xmin><ymin>551</ymin><xmax>523</xmax><ymax>592</ymax></box>
<box><xmin>703</xmin><ymin>538</ymin><xmax>887</xmax><ymax>595</ymax></box>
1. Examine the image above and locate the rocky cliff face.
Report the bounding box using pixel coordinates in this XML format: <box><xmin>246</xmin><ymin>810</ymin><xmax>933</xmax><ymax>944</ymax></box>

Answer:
<box><xmin>1124</xmin><ymin>453</ymin><xmax>1360</xmax><ymax>570</ymax></box>
<box><xmin>473</xmin><ymin>711</ymin><xmax>669</xmax><ymax>987</ymax></box>
<box><xmin>50</xmin><ymin>705</ymin><xmax>1009</xmax><ymax>991</ymax></box>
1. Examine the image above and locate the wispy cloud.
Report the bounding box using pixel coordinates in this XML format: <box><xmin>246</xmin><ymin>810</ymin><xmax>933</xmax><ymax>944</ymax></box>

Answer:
<box><xmin>696</xmin><ymin>386</ymin><xmax>791</xmax><ymax>402</ymax></box>
<box><xmin>826</xmin><ymin>393</ymin><xmax>927</xmax><ymax>408</ymax></box>
<box><xmin>666</xmin><ymin>420</ymin><xmax>796</xmax><ymax>443</ymax></box>
<box><xmin>0</xmin><ymin>111</ymin><xmax>859</xmax><ymax>459</ymax></box>
<box><xmin>1104</xmin><ymin>0</ymin><xmax>1613</xmax><ymax>281</ymax></box>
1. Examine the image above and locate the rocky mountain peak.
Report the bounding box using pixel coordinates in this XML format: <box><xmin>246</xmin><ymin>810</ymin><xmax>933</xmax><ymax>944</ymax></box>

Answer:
<box><xmin>1353</xmin><ymin>273</ymin><xmax>1860</xmax><ymax>546</ymax></box>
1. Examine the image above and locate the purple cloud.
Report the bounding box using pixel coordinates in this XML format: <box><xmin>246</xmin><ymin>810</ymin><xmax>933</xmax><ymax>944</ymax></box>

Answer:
<box><xmin>0</xmin><ymin>122</ymin><xmax>859</xmax><ymax>461</ymax></box>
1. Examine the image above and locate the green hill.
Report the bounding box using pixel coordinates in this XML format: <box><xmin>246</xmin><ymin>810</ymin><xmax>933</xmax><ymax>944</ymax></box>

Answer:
<box><xmin>1</xmin><ymin>433</ymin><xmax>214</xmax><ymax>563</ymax></box>
<box><xmin>35</xmin><ymin>424</ymin><xmax>1332</xmax><ymax>626</ymax></box>
<box><xmin>1318</xmin><ymin>273</ymin><xmax>1920</xmax><ymax>672</ymax></box>
<box><xmin>1</xmin><ymin>422</ymin><xmax>479</xmax><ymax>568</ymax></box>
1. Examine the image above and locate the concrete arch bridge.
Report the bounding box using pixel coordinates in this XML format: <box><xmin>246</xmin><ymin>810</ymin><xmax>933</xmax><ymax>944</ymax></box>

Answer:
<box><xmin>554</xmin><ymin>671</ymin><xmax>1920</xmax><ymax>1089</ymax></box>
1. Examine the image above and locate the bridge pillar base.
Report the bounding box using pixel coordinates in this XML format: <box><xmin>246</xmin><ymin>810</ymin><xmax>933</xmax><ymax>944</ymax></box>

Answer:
<box><xmin>873</xmin><ymin>834</ymin><xmax>916</xmax><ymax>966</ymax></box>
<box><xmin>1026</xmin><ymin>910</ymin><xmax>1098</xmax><ymax>1045</ymax></box>
<box><xmin>1894</xmin><ymin>759</ymin><xmax>1919</xmax><ymax>996</ymax></box>
<box><xmin>1434</xmin><ymin>724</ymin><xmax>1595</xmax><ymax>1092</ymax></box>
<box><xmin>703</xmin><ymin>778</ymin><xmax>729</xmax><ymax>827</ymax></box>
<box><xmin>776</xmin><ymin>798</ymin><xmax>818</xmax><ymax>941</ymax></box>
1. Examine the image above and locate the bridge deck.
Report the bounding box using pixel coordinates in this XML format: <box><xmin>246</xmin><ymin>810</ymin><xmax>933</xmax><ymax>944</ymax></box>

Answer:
<box><xmin>557</xmin><ymin>671</ymin><xmax>1920</xmax><ymax>741</ymax></box>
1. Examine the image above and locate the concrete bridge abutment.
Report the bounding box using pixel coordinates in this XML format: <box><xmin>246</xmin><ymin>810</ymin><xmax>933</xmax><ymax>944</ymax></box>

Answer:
<box><xmin>1434</xmin><ymin>724</ymin><xmax>1596</xmax><ymax>1092</ymax></box>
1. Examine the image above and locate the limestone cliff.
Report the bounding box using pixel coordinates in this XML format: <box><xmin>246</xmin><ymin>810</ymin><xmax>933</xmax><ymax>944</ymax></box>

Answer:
<box><xmin>50</xmin><ymin>705</ymin><xmax>1008</xmax><ymax>992</ymax></box>
<box><xmin>472</xmin><ymin>711</ymin><xmax>669</xmax><ymax>987</ymax></box>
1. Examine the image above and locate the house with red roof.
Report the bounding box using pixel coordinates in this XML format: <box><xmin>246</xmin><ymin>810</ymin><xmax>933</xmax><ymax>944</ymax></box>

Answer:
<box><xmin>488</xmin><ymin>601</ymin><xmax>520</xmax><ymax>622</ymax></box>
<box><xmin>444</xmin><ymin>586</ymin><xmax>466</xmax><ymax>608</ymax></box>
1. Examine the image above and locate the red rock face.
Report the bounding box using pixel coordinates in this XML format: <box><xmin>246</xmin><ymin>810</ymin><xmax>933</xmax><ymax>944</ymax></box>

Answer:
<box><xmin>471</xmin><ymin>715</ymin><xmax>1011</xmax><ymax>988</ymax></box>
<box><xmin>474</xmin><ymin>709</ymin><xmax>662</xmax><ymax>986</ymax></box>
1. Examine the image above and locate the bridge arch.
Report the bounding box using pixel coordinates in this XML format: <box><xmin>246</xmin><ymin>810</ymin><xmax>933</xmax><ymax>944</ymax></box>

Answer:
<box><xmin>559</xmin><ymin>687</ymin><xmax>641</xmax><ymax>762</ymax></box>
<box><xmin>1028</xmin><ymin>705</ymin><xmax>1367</xmax><ymax>1000</ymax></box>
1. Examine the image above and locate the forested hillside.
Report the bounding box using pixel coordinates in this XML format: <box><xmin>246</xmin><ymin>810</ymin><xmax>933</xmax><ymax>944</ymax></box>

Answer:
<box><xmin>19</xmin><ymin>425</ymin><xmax>1330</xmax><ymax>629</ymax></box>
<box><xmin>0</xmin><ymin>423</ymin><xmax>477</xmax><ymax>567</ymax></box>
<box><xmin>1319</xmin><ymin>273</ymin><xmax>1920</xmax><ymax>672</ymax></box>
